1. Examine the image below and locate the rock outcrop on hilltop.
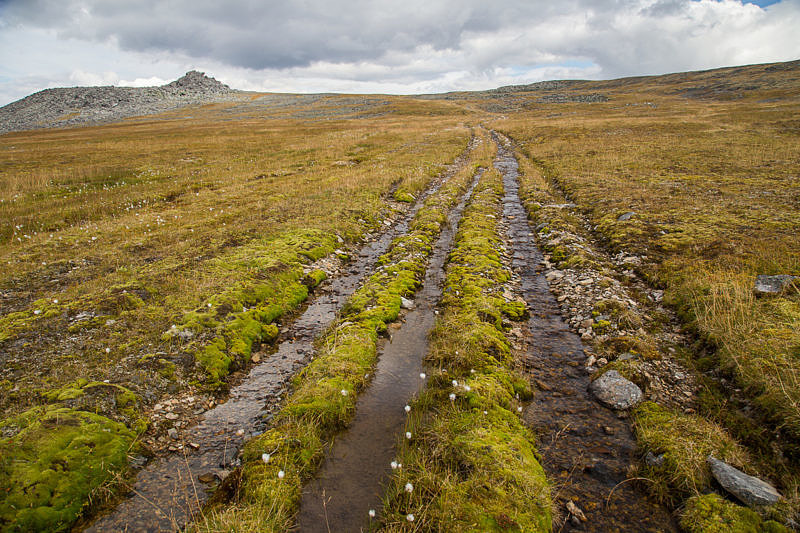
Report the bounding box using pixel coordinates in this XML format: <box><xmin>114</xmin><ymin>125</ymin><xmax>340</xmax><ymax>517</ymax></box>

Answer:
<box><xmin>0</xmin><ymin>71</ymin><xmax>243</xmax><ymax>134</ymax></box>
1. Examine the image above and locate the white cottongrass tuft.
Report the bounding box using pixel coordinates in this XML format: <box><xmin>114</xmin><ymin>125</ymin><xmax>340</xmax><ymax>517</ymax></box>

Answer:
<box><xmin>391</xmin><ymin>461</ymin><xmax>398</xmax><ymax>469</ymax></box>
<box><xmin>449</xmin><ymin>393</ymin><xmax>456</xmax><ymax>401</ymax></box>
<box><xmin>464</xmin><ymin>385</ymin><xmax>471</xmax><ymax>392</ymax></box>
<box><xmin>278</xmin><ymin>470</ymin><xmax>285</xmax><ymax>479</ymax></box>
<box><xmin>452</xmin><ymin>380</ymin><xmax>458</xmax><ymax>387</ymax></box>
<box><xmin>404</xmin><ymin>405</ymin><xmax>411</xmax><ymax>413</ymax></box>
<box><xmin>405</xmin><ymin>482</ymin><xmax>413</xmax><ymax>493</ymax></box>
<box><xmin>33</xmin><ymin>309</ymin><xmax>41</xmax><ymax>315</ymax></box>
<box><xmin>369</xmin><ymin>509</ymin><xmax>376</xmax><ymax>518</ymax></box>
<box><xmin>517</xmin><ymin>406</ymin><xmax>523</xmax><ymax>412</ymax></box>
<box><xmin>262</xmin><ymin>453</ymin><xmax>270</xmax><ymax>463</ymax></box>
<box><xmin>407</xmin><ymin>514</ymin><xmax>415</xmax><ymax>522</ymax></box>
<box><xmin>341</xmin><ymin>389</ymin><xmax>348</xmax><ymax>396</ymax></box>
<box><xmin>405</xmin><ymin>431</ymin><xmax>412</xmax><ymax>439</ymax></box>
<box><xmin>419</xmin><ymin>372</ymin><xmax>426</xmax><ymax>379</ymax></box>
<box><xmin>105</xmin><ymin>347</ymin><xmax>111</xmax><ymax>353</ymax></box>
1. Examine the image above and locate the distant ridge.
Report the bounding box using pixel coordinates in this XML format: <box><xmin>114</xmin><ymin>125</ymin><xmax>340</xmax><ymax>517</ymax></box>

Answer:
<box><xmin>0</xmin><ymin>71</ymin><xmax>242</xmax><ymax>134</ymax></box>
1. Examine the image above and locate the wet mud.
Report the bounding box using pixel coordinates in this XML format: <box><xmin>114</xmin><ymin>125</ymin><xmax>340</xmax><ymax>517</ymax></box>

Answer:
<box><xmin>294</xmin><ymin>172</ymin><xmax>481</xmax><ymax>533</ymax></box>
<box><xmin>493</xmin><ymin>134</ymin><xmax>677</xmax><ymax>532</ymax></box>
<box><xmin>84</xmin><ymin>151</ymin><xmax>471</xmax><ymax>532</ymax></box>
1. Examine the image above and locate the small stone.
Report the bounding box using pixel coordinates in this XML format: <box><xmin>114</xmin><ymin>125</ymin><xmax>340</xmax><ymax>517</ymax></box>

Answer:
<box><xmin>251</xmin><ymin>353</ymin><xmax>261</xmax><ymax>363</ymax></box>
<box><xmin>645</xmin><ymin>451</ymin><xmax>665</xmax><ymax>467</ymax></box>
<box><xmin>188</xmin><ymin>442</ymin><xmax>200</xmax><ymax>450</ymax></box>
<box><xmin>754</xmin><ymin>275</ymin><xmax>798</xmax><ymax>296</ymax></box>
<box><xmin>198</xmin><ymin>472</ymin><xmax>216</xmax><ymax>483</ymax></box>
<box><xmin>165</xmin><ymin>412</ymin><xmax>179</xmax><ymax>420</ymax></box>
<box><xmin>565</xmin><ymin>500</ymin><xmax>587</xmax><ymax>522</ymax></box>
<box><xmin>596</xmin><ymin>357</ymin><xmax>608</xmax><ymax>367</ymax></box>
<box><xmin>707</xmin><ymin>456</ymin><xmax>781</xmax><ymax>507</ymax></box>
<box><xmin>400</xmin><ymin>297</ymin><xmax>414</xmax><ymax>310</ymax></box>
<box><xmin>590</xmin><ymin>370</ymin><xmax>643</xmax><ymax>410</ymax></box>
<box><xmin>618</xmin><ymin>352</ymin><xmax>638</xmax><ymax>361</ymax></box>
<box><xmin>617</xmin><ymin>211</ymin><xmax>636</xmax><ymax>221</ymax></box>
<box><xmin>167</xmin><ymin>428</ymin><xmax>179</xmax><ymax>440</ymax></box>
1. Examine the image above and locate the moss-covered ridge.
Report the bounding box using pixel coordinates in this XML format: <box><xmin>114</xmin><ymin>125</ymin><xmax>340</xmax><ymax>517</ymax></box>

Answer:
<box><xmin>379</xmin><ymin>167</ymin><xmax>551</xmax><ymax>532</ymax></box>
<box><xmin>173</xmin><ymin>229</ymin><xmax>336</xmax><ymax>388</ymax></box>
<box><xmin>0</xmin><ymin>407</ymin><xmax>136</xmax><ymax>532</ymax></box>
<box><xmin>194</xmin><ymin>133</ymin><xmax>490</xmax><ymax>532</ymax></box>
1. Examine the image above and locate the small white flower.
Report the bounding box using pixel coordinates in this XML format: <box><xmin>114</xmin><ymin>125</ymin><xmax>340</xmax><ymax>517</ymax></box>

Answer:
<box><xmin>405</xmin><ymin>431</ymin><xmax>412</xmax><ymax>439</ymax></box>
<box><xmin>449</xmin><ymin>393</ymin><xmax>456</xmax><ymax>401</ymax></box>
<box><xmin>404</xmin><ymin>405</ymin><xmax>411</xmax><ymax>413</ymax></box>
<box><xmin>341</xmin><ymin>389</ymin><xmax>348</xmax><ymax>396</ymax></box>
<box><xmin>398</xmin><ymin>463</ymin><xmax>403</xmax><ymax>469</ymax></box>
<box><xmin>419</xmin><ymin>372</ymin><xmax>426</xmax><ymax>379</ymax></box>
<box><xmin>470</xmin><ymin>368</ymin><xmax>475</xmax><ymax>374</ymax></box>
<box><xmin>405</xmin><ymin>482</ymin><xmax>413</xmax><ymax>493</ymax></box>
<box><xmin>464</xmin><ymin>385</ymin><xmax>471</xmax><ymax>392</ymax></box>
<box><xmin>452</xmin><ymin>380</ymin><xmax>458</xmax><ymax>387</ymax></box>
<box><xmin>278</xmin><ymin>470</ymin><xmax>285</xmax><ymax>479</ymax></box>
<box><xmin>53</xmin><ymin>299</ymin><xmax>59</xmax><ymax>304</ymax></box>
<box><xmin>33</xmin><ymin>309</ymin><xmax>41</xmax><ymax>315</ymax></box>
<box><xmin>262</xmin><ymin>453</ymin><xmax>270</xmax><ymax>463</ymax></box>
<box><xmin>483</xmin><ymin>410</ymin><xmax>488</xmax><ymax>415</ymax></box>
<box><xmin>207</xmin><ymin>303</ymin><xmax>212</xmax><ymax>308</ymax></box>
<box><xmin>105</xmin><ymin>347</ymin><xmax>111</xmax><ymax>353</ymax></box>
<box><xmin>236</xmin><ymin>428</ymin><xmax>245</xmax><ymax>436</ymax></box>
<box><xmin>369</xmin><ymin>509</ymin><xmax>376</xmax><ymax>518</ymax></box>
<box><xmin>391</xmin><ymin>461</ymin><xmax>398</xmax><ymax>469</ymax></box>
<box><xmin>364</xmin><ymin>373</ymin><xmax>369</xmax><ymax>379</ymax></box>
<box><xmin>407</xmin><ymin>514</ymin><xmax>415</xmax><ymax>522</ymax></box>
<box><xmin>517</xmin><ymin>406</ymin><xmax>523</xmax><ymax>413</ymax></box>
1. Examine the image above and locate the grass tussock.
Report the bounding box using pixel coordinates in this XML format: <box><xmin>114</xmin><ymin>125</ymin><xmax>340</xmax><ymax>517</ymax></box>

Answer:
<box><xmin>632</xmin><ymin>401</ymin><xmax>749</xmax><ymax>505</ymax></box>
<box><xmin>379</xmin><ymin>167</ymin><xmax>551</xmax><ymax>532</ymax></box>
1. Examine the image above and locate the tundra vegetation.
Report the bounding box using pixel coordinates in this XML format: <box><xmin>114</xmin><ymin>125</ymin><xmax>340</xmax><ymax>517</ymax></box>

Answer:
<box><xmin>1</xmin><ymin>60</ymin><xmax>799</xmax><ymax>531</ymax></box>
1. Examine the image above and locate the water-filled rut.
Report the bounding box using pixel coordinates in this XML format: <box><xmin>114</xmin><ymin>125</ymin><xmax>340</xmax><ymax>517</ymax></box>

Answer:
<box><xmin>493</xmin><ymin>134</ymin><xmax>677</xmax><ymax>532</ymax></box>
<box><xmin>295</xmin><ymin>171</ymin><xmax>481</xmax><ymax>533</ymax></box>
<box><xmin>85</xmin><ymin>147</ymin><xmax>473</xmax><ymax>532</ymax></box>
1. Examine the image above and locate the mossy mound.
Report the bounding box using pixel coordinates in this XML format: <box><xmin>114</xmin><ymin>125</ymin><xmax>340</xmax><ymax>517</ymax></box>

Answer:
<box><xmin>633</xmin><ymin>401</ymin><xmax>749</xmax><ymax>504</ymax></box>
<box><xmin>0</xmin><ymin>407</ymin><xmax>135</xmax><ymax>532</ymax></box>
<box><xmin>680</xmin><ymin>493</ymin><xmax>788</xmax><ymax>533</ymax></box>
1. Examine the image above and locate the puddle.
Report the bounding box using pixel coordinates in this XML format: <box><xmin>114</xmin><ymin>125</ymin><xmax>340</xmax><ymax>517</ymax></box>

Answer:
<box><xmin>294</xmin><ymin>171</ymin><xmax>482</xmax><ymax>533</ymax></box>
<box><xmin>493</xmin><ymin>134</ymin><xmax>677</xmax><ymax>532</ymax></box>
<box><xmin>84</xmin><ymin>147</ymin><xmax>474</xmax><ymax>532</ymax></box>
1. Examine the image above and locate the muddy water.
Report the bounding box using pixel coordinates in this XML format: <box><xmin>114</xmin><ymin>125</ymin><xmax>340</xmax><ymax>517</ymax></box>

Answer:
<box><xmin>493</xmin><ymin>135</ymin><xmax>677</xmax><ymax>532</ymax></box>
<box><xmin>295</xmin><ymin>172</ymin><xmax>481</xmax><ymax>533</ymax></box>
<box><xmin>84</xmin><ymin>152</ymin><xmax>471</xmax><ymax>532</ymax></box>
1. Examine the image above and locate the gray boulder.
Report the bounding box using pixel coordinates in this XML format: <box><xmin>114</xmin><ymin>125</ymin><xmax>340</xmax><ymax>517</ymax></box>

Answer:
<box><xmin>754</xmin><ymin>275</ymin><xmax>798</xmax><ymax>296</ymax></box>
<box><xmin>707</xmin><ymin>456</ymin><xmax>781</xmax><ymax>507</ymax></box>
<box><xmin>590</xmin><ymin>370</ymin><xmax>642</xmax><ymax>409</ymax></box>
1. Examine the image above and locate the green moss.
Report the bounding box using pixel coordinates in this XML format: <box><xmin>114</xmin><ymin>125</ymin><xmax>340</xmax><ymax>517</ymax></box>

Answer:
<box><xmin>592</xmin><ymin>319</ymin><xmax>612</xmax><ymax>334</ymax></box>
<box><xmin>680</xmin><ymin>493</ymin><xmax>788</xmax><ymax>533</ymax></box>
<box><xmin>633</xmin><ymin>402</ymin><xmax>749</xmax><ymax>504</ymax></box>
<box><xmin>393</xmin><ymin>190</ymin><xmax>415</xmax><ymax>203</ymax></box>
<box><xmin>0</xmin><ymin>407</ymin><xmax>135</xmax><ymax>532</ymax></box>
<box><xmin>302</xmin><ymin>269</ymin><xmax>327</xmax><ymax>289</ymax></box>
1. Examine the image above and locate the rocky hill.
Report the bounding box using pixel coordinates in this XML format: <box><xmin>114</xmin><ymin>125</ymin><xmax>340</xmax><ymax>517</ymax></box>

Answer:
<box><xmin>0</xmin><ymin>71</ymin><xmax>243</xmax><ymax>134</ymax></box>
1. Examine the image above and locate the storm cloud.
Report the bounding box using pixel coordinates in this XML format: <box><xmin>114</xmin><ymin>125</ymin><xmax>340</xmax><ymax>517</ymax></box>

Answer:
<box><xmin>1</xmin><ymin>0</ymin><xmax>799</xmax><ymax>104</ymax></box>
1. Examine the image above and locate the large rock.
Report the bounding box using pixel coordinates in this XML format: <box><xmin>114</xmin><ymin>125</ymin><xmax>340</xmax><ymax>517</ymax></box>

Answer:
<box><xmin>754</xmin><ymin>275</ymin><xmax>798</xmax><ymax>296</ymax></box>
<box><xmin>707</xmin><ymin>456</ymin><xmax>781</xmax><ymax>507</ymax></box>
<box><xmin>590</xmin><ymin>370</ymin><xmax>642</xmax><ymax>409</ymax></box>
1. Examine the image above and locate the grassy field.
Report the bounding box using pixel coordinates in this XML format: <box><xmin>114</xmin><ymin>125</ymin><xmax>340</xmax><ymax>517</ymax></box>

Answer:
<box><xmin>1</xmin><ymin>60</ymin><xmax>800</xmax><ymax>531</ymax></box>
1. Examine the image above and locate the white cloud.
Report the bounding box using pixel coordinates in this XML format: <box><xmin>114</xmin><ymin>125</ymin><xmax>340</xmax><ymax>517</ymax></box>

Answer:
<box><xmin>0</xmin><ymin>0</ymin><xmax>798</xmax><ymax>105</ymax></box>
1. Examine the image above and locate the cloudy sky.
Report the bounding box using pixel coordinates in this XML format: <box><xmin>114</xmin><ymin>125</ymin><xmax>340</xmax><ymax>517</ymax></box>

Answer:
<box><xmin>0</xmin><ymin>0</ymin><xmax>798</xmax><ymax>105</ymax></box>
